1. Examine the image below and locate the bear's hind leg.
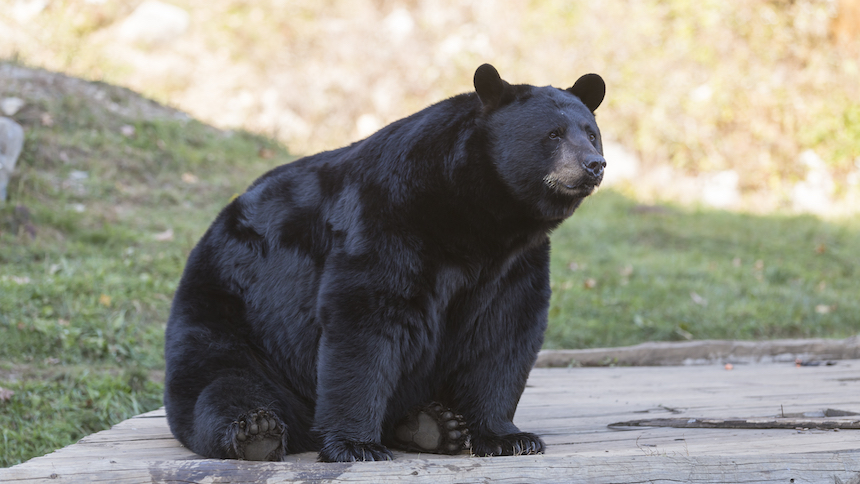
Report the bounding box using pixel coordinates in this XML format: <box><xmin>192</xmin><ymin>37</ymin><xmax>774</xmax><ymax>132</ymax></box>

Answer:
<box><xmin>183</xmin><ymin>371</ymin><xmax>291</xmax><ymax>461</ymax></box>
<box><xmin>390</xmin><ymin>403</ymin><xmax>469</xmax><ymax>454</ymax></box>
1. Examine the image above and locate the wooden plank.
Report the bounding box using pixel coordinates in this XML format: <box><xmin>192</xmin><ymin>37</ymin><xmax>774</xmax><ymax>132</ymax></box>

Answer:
<box><xmin>536</xmin><ymin>336</ymin><xmax>860</xmax><ymax>366</ymax></box>
<box><xmin>3</xmin><ymin>454</ymin><xmax>860</xmax><ymax>483</ymax></box>
<box><xmin>3</xmin><ymin>359</ymin><xmax>860</xmax><ymax>483</ymax></box>
<box><xmin>133</xmin><ymin>408</ymin><xmax>167</xmax><ymax>418</ymax></box>
<box><xmin>609</xmin><ymin>417</ymin><xmax>860</xmax><ymax>430</ymax></box>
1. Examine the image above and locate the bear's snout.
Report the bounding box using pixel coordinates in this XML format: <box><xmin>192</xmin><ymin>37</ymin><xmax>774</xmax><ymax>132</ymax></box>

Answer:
<box><xmin>582</xmin><ymin>156</ymin><xmax>606</xmax><ymax>179</ymax></box>
<box><xmin>544</xmin><ymin>150</ymin><xmax>605</xmax><ymax>195</ymax></box>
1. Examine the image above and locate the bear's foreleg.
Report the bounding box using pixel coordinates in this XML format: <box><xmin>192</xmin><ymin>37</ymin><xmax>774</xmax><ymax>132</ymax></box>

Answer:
<box><xmin>313</xmin><ymin>327</ymin><xmax>402</xmax><ymax>462</ymax></box>
<box><xmin>445</xmin><ymin>245</ymin><xmax>551</xmax><ymax>457</ymax></box>
<box><xmin>312</xmin><ymin>258</ymin><xmax>435</xmax><ymax>463</ymax></box>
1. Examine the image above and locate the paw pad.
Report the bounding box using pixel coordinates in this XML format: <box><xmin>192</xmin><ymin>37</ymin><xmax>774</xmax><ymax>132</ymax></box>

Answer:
<box><xmin>393</xmin><ymin>402</ymin><xmax>469</xmax><ymax>454</ymax></box>
<box><xmin>228</xmin><ymin>408</ymin><xmax>287</xmax><ymax>461</ymax></box>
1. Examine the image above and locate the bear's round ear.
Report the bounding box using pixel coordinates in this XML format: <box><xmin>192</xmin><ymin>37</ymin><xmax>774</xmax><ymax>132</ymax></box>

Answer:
<box><xmin>567</xmin><ymin>73</ymin><xmax>605</xmax><ymax>112</ymax></box>
<box><xmin>474</xmin><ymin>64</ymin><xmax>507</xmax><ymax>109</ymax></box>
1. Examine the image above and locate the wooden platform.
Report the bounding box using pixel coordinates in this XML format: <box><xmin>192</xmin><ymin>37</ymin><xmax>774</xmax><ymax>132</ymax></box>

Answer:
<box><xmin>4</xmin><ymin>359</ymin><xmax>860</xmax><ymax>483</ymax></box>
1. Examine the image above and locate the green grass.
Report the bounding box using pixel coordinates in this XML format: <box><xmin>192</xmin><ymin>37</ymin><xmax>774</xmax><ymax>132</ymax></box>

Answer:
<box><xmin>0</xmin><ymin>367</ymin><xmax>162</xmax><ymax>467</ymax></box>
<box><xmin>547</xmin><ymin>191</ymin><xmax>860</xmax><ymax>348</ymax></box>
<box><xmin>0</xmin><ymin>75</ymin><xmax>289</xmax><ymax>466</ymax></box>
<box><xmin>1</xmin><ymin>69</ymin><xmax>859</xmax><ymax>467</ymax></box>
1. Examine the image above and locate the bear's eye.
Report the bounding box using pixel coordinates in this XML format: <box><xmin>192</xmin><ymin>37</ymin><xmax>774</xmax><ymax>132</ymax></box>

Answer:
<box><xmin>588</xmin><ymin>133</ymin><xmax>596</xmax><ymax>142</ymax></box>
<box><xmin>548</xmin><ymin>130</ymin><xmax>562</xmax><ymax>140</ymax></box>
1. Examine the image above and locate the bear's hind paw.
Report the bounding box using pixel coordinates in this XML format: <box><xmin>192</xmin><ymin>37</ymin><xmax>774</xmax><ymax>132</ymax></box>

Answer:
<box><xmin>227</xmin><ymin>408</ymin><xmax>287</xmax><ymax>461</ymax></box>
<box><xmin>393</xmin><ymin>402</ymin><xmax>469</xmax><ymax>454</ymax></box>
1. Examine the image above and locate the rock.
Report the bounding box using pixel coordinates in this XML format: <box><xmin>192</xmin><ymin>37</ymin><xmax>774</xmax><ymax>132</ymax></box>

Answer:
<box><xmin>799</xmin><ymin>148</ymin><xmax>829</xmax><ymax>173</ymax></box>
<box><xmin>0</xmin><ymin>117</ymin><xmax>25</xmax><ymax>202</ymax></box>
<box><xmin>843</xmin><ymin>162</ymin><xmax>860</xmax><ymax>216</ymax></box>
<box><xmin>356</xmin><ymin>114</ymin><xmax>382</xmax><ymax>139</ymax></box>
<box><xmin>792</xmin><ymin>182</ymin><xmax>831</xmax><ymax>214</ymax></box>
<box><xmin>12</xmin><ymin>0</ymin><xmax>49</xmax><ymax>23</ymax></box>
<box><xmin>791</xmin><ymin>149</ymin><xmax>834</xmax><ymax>214</ymax></box>
<box><xmin>700</xmin><ymin>170</ymin><xmax>741</xmax><ymax>209</ymax></box>
<box><xmin>275</xmin><ymin>108</ymin><xmax>311</xmax><ymax>141</ymax></box>
<box><xmin>68</xmin><ymin>170</ymin><xmax>89</xmax><ymax>181</ymax></box>
<box><xmin>689</xmin><ymin>83</ymin><xmax>713</xmax><ymax>103</ymax></box>
<box><xmin>1</xmin><ymin>97</ymin><xmax>25</xmax><ymax>116</ymax></box>
<box><xmin>117</xmin><ymin>1</ymin><xmax>190</xmax><ymax>46</ymax></box>
<box><xmin>384</xmin><ymin>8</ymin><xmax>415</xmax><ymax>41</ymax></box>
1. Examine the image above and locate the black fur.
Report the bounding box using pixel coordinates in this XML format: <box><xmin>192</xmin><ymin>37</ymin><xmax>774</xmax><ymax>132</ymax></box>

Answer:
<box><xmin>164</xmin><ymin>64</ymin><xmax>606</xmax><ymax>462</ymax></box>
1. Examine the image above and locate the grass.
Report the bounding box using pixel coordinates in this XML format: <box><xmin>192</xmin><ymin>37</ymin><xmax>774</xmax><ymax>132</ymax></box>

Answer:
<box><xmin>1</xmin><ymin>68</ymin><xmax>289</xmax><ymax>466</ymax></box>
<box><xmin>1</xmin><ymin>64</ymin><xmax>859</xmax><ymax>467</ymax></box>
<box><xmin>0</xmin><ymin>367</ymin><xmax>162</xmax><ymax>467</ymax></box>
<box><xmin>547</xmin><ymin>191</ymin><xmax>860</xmax><ymax>348</ymax></box>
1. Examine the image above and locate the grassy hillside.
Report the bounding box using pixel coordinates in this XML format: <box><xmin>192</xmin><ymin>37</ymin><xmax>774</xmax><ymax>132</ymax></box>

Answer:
<box><xmin>1</xmin><ymin>64</ymin><xmax>288</xmax><ymax>466</ymax></box>
<box><xmin>1</xmin><ymin>64</ymin><xmax>858</xmax><ymax>466</ymax></box>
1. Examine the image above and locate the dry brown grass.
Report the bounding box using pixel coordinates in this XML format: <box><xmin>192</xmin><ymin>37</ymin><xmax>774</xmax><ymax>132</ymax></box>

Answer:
<box><xmin>1</xmin><ymin>0</ymin><xmax>858</xmax><ymax>210</ymax></box>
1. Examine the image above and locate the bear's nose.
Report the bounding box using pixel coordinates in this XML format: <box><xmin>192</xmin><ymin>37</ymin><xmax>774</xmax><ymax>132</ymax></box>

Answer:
<box><xmin>582</xmin><ymin>157</ymin><xmax>606</xmax><ymax>178</ymax></box>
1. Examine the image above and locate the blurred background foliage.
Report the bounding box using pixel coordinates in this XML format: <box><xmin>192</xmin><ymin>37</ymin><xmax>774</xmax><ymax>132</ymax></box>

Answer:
<box><xmin>1</xmin><ymin>0</ymin><xmax>859</xmax><ymax>210</ymax></box>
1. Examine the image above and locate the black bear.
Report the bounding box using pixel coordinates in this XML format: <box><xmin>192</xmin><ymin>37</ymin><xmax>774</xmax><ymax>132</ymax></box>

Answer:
<box><xmin>164</xmin><ymin>64</ymin><xmax>606</xmax><ymax>462</ymax></box>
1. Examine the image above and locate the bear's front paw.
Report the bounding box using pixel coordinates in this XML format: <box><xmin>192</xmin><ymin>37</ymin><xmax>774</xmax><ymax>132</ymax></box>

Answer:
<box><xmin>227</xmin><ymin>408</ymin><xmax>287</xmax><ymax>461</ymax></box>
<box><xmin>318</xmin><ymin>439</ymin><xmax>394</xmax><ymax>462</ymax></box>
<box><xmin>471</xmin><ymin>431</ymin><xmax>545</xmax><ymax>457</ymax></box>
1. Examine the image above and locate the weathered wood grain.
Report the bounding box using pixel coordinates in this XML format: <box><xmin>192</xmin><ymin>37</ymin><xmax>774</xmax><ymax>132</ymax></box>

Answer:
<box><xmin>3</xmin><ymin>358</ymin><xmax>859</xmax><ymax>483</ymax></box>
<box><xmin>3</xmin><ymin>454</ymin><xmax>860</xmax><ymax>484</ymax></box>
<box><xmin>609</xmin><ymin>417</ymin><xmax>860</xmax><ymax>430</ymax></box>
<box><xmin>536</xmin><ymin>336</ymin><xmax>860</xmax><ymax>367</ymax></box>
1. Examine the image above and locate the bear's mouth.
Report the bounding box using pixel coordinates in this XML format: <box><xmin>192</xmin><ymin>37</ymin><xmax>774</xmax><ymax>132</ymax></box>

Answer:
<box><xmin>562</xmin><ymin>182</ymin><xmax>598</xmax><ymax>194</ymax></box>
<box><xmin>545</xmin><ymin>175</ymin><xmax>601</xmax><ymax>197</ymax></box>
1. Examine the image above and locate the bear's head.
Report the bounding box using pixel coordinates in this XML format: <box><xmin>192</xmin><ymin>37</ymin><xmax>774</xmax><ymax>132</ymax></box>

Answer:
<box><xmin>474</xmin><ymin>64</ymin><xmax>606</xmax><ymax>221</ymax></box>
